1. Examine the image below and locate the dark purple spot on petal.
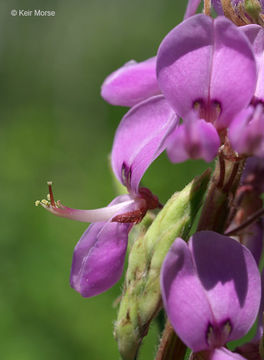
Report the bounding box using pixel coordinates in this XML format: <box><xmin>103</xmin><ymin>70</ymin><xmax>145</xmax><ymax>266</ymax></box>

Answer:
<box><xmin>206</xmin><ymin>319</ymin><xmax>232</xmax><ymax>348</ymax></box>
<box><xmin>121</xmin><ymin>162</ymin><xmax>132</xmax><ymax>189</ymax></box>
<box><xmin>193</xmin><ymin>99</ymin><xmax>222</xmax><ymax>125</ymax></box>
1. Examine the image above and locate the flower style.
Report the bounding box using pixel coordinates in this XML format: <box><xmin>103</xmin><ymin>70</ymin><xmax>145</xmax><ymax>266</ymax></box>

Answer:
<box><xmin>102</xmin><ymin>14</ymin><xmax>259</xmax><ymax>163</ymax></box>
<box><xmin>37</xmin><ymin>95</ymin><xmax>176</xmax><ymax>297</ymax></box>
<box><xmin>161</xmin><ymin>231</ymin><xmax>261</xmax><ymax>359</ymax></box>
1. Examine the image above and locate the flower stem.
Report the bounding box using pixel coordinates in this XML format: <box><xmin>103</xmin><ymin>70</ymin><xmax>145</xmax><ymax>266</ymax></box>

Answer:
<box><xmin>197</xmin><ymin>142</ymin><xmax>245</xmax><ymax>233</ymax></box>
<box><xmin>225</xmin><ymin>207</ymin><xmax>264</xmax><ymax>236</ymax></box>
<box><xmin>156</xmin><ymin>321</ymin><xmax>187</xmax><ymax>360</ymax></box>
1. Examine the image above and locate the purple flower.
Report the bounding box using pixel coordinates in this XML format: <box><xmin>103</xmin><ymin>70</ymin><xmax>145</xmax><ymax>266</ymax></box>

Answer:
<box><xmin>229</xmin><ymin>105</ymin><xmax>264</xmax><ymax>157</ymax></box>
<box><xmin>240</xmin><ymin>25</ymin><xmax>264</xmax><ymax>103</ymax></box>
<box><xmin>100</xmin><ymin>0</ymin><xmax>201</xmax><ymax>108</ymax></box>
<box><xmin>156</xmin><ymin>15</ymin><xmax>256</xmax><ymax>130</ymax></box>
<box><xmin>229</xmin><ymin>25</ymin><xmax>264</xmax><ymax>156</ymax></box>
<box><xmin>39</xmin><ymin>96</ymin><xmax>176</xmax><ymax>297</ymax></box>
<box><xmin>102</xmin><ymin>15</ymin><xmax>258</xmax><ymax>162</ymax></box>
<box><xmin>161</xmin><ymin>231</ymin><xmax>261</xmax><ymax>358</ymax></box>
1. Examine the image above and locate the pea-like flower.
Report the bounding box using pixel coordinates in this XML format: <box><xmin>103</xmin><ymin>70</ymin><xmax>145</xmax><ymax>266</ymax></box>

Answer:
<box><xmin>37</xmin><ymin>96</ymin><xmax>177</xmax><ymax>297</ymax></box>
<box><xmin>229</xmin><ymin>25</ymin><xmax>264</xmax><ymax>156</ymax></box>
<box><xmin>161</xmin><ymin>231</ymin><xmax>261</xmax><ymax>359</ymax></box>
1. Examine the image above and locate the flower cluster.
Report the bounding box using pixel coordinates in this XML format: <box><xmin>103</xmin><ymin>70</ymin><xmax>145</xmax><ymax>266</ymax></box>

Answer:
<box><xmin>38</xmin><ymin>0</ymin><xmax>264</xmax><ymax>359</ymax></box>
<box><xmin>102</xmin><ymin>13</ymin><xmax>264</xmax><ymax>162</ymax></box>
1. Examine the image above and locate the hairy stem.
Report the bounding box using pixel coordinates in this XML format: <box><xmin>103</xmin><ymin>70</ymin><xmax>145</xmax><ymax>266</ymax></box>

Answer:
<box><xmin>156</xmin><ymin>322</ymin><xmax>187</xmax><ymax>360</ymax></box>
<box><xmin>197</xmin><ymin>142</ymin><xmax>245</xmax><ymax>233</ymax></box>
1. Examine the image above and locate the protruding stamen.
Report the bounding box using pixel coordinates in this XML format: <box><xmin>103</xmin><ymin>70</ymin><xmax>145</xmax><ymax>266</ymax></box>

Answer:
<box><xmin>47</xmin><ymin>181</ymin><xmax>56</xmax><ymax>206</ymax></box>
<box><xmin>36</xmin><ymin>182</ymin><xmax>136</xmax><ymax>223</ymax></box>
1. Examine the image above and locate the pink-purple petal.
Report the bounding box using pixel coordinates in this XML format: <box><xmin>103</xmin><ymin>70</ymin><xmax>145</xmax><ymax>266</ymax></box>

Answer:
<box><xmin>70</xmin><ymin>221</ymin><xmax>130</xmax><ymax>297</ymax></box>
<box><xmin>184</xmin><ymin>0</ymin><xmax>201</xmax><ymax>19</ymax></box>
<box><xmin>70</xmin><ymin>195</ymin><xmax>134</xmax><ymax>297</ymax></box>
<box><xmin>101</xmin><ymin>57</ymin><xmax>160</xmax><ymax>107</ymax></box>
<box><xmin>211</xmin><ymin>0</ymin><xmax>224</xmax><ymax>14</ymax></box>
<box><xmin>240</xmin><ymin>25</ymin><xmax>264</xmax><ymax>102</ymax></box>
<box><xmin>157</xmin><ymin>15</ymin><xmax>257</xmax><ymax>129</ymax></box>
<box><xmin>111</xmin><ymin>95</ymin><xmax>178</xmax><ymax>193</ymax></box>
<box><xmin>229</xmin><ymin>107</ymin><xmax>254</xmax><ymax>154</ymax></box>
<box><xmin>210</xmin><ymin>348</ymin><xmax>247</xmax><ymax>360</ymax></box>
<box><xmin>161</xmin><ymin>237</ymin><xmax>214</xmax><ymax>352</ymax></box>
<box><xmin>166</xmin><ymin>125</ymin><xmax>190</xmax><ymax>163</ymax></box>
<box><xmin>166</xmin><ymin>119</ymin><xmax>220</xmax><ymax>163</ymax></box>
<box><xmin>190</xmin><ymin>232</ymin><xmax>261</xmax><ymax>343</ymax></box>
<box><xmin>229</xmin><ymin>106</ymin><xmax>264</xmax><ymax>157</ymax></box>
<box><xmin>161</xmin><ymin>232</ymin><xmax>261</xmax><ymax>352</ymax></box>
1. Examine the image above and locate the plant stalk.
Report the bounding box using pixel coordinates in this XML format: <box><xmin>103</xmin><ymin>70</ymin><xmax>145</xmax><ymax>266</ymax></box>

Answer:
<box><xmin>156</xmin><ymin>322</ymin><xmax>187</xmax><ymax>360</ymax></box>
<box><xmin>197</xmin><ymin>142</ymin><xmax>245</xmax><ymax>233</ymax></box>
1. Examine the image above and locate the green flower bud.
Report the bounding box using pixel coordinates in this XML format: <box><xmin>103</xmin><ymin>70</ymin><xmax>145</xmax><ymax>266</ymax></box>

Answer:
<box><xmin>114</xmin><ymin>169</ymin><xmax>211</xmax><ymax>360</ymax></box>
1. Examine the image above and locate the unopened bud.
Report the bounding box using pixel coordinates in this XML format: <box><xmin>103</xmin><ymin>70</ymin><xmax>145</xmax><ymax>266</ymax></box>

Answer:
<box><xmin>115</xmin><ymin>169</ymin><xmax>211</xmax><ymax>360</ymax></box>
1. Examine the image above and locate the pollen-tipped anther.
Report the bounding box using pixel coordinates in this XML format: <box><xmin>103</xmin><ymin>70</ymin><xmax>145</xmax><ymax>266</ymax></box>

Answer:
<box><xmin>37</xmin><ymin>182</ymin><xmax>136</xmax><ymax>223</ymax></box>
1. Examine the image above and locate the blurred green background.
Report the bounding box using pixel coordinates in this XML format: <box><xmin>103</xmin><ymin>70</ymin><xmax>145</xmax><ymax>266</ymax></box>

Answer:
<box><xmin>0</xmin><ymin>1</ymin><xmax>208</xmax><ymax>359</ymax></box>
